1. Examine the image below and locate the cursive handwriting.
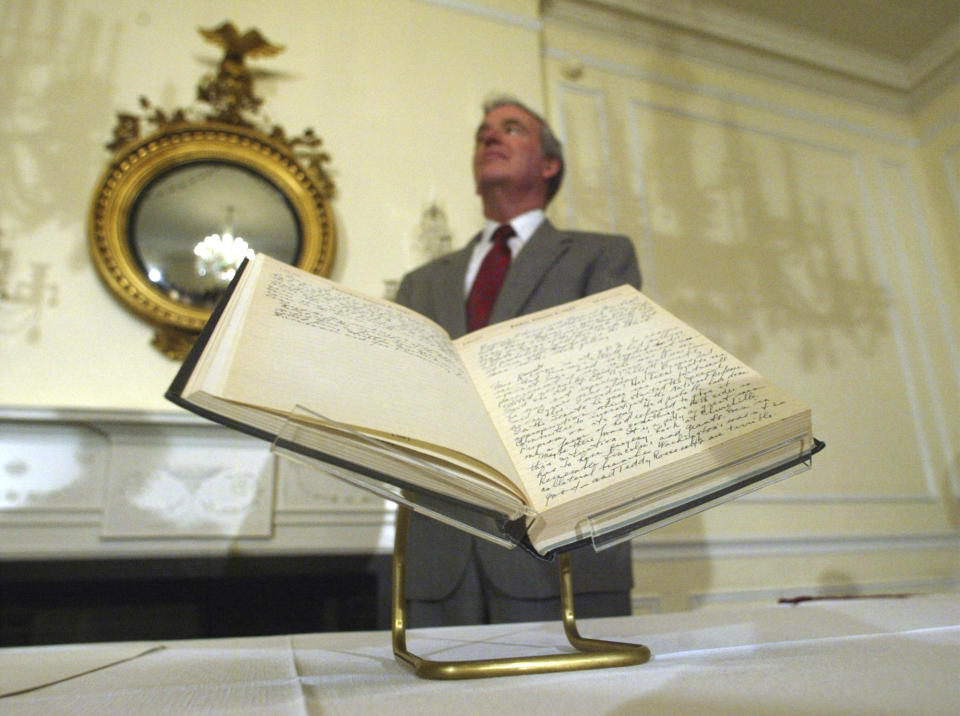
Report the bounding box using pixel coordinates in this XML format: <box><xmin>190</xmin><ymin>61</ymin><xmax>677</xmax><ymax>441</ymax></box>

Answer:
<box><xmin>264</xmin><ymin>270</ymin><xmax>467</xmax><ymax>380</ymax></box>
<box><xmin>473</xmin><ymin>295</ymin><xmax>790</xmax><ymax>507</ymax></box>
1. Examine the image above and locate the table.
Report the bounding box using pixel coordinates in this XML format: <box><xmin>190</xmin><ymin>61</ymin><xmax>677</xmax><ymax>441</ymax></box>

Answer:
<box><xmin>2</xmin><ymin>592</ymin><xmax>958</xmax><ymax>715</ymax></box>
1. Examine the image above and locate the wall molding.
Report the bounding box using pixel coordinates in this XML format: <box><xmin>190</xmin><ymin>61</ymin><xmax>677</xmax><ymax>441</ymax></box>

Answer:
<box><xmin>544</xmin><ymin>0</ymin><xmax>960</xmax><ymax>114</ymax></box>
<box><xmin>3</xmin><ymin>406</ymin><xmax>956</xmax><ymax>559</ymax></box>
<box><xmin>871</xmin><ymin>159</ymin><xmax>960</xmax><ymax>496</ymax></box>
<box><xmin>0</xmin><ymin>405</ymin><xmax>204</xmax><ymax>425</ymax></box>
<box><xmin>547</xmin><ymin>46</ymin><xmax>916</xmax><ymax>147</ymax></box>
<box><xmin>632</xmin><ymin>533</ymin><xmax>960</xmax><ymax>561</ymax></box>
<box><xmin>553</xmin><ymin>83</ymin><xmax>618</xmax><ymax>230</ymax></box>
<box><xmin>945</xmin><ymin>139</ymin><xmax>960</xmax><ymax>237</ymax></box>
<box><xmin>411</xmin><ymin>0</ymin><xmax>542</xmax><ymax>31</ymax></box>
<box><xmin>573</xmin><ymin>88</ymin><xmax>949</xmax><ymax>503</ymax></box>
<box><xmin>689</xmin><ymin>578</ymin><xmax>960</xmax><ymax>609</ymax></box>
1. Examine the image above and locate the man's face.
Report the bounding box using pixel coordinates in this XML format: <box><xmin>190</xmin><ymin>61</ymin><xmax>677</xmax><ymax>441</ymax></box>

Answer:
<box><xmin>473</xmin><ymin>104</ymin><xmax>559</xmax><ymax>197</ymax></box>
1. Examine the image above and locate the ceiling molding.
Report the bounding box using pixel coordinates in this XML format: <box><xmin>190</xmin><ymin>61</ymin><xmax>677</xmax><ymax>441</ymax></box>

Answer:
<box><xmin>544</xmin><ymin>0</ymin><xmax>960</xmax><ymax>113</ymax></box>
<box><xmin>908</xmin><ymin>18</ymin><xmax>960</xmax><ymax>87</ymax></box>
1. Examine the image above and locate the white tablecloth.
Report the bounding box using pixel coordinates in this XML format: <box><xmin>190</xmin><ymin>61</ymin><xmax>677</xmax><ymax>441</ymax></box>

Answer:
<box><xmin>2</xmin><ymin>592</ymin><xmax>958</xmax><ymax>715</ymax></box>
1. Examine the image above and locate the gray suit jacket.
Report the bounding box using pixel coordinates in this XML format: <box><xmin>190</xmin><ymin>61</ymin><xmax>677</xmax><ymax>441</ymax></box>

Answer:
<box><xmin>394</xmin><ymin>219</ymin><xmax>641</xmax><ymax>600</ymax></box>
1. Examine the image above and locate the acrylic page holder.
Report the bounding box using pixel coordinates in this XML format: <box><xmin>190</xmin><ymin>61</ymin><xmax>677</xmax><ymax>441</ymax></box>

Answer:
<box><xmin>271</xmin><ymin>405</ymin><xmax>822</xmax><ymax>679</ymax></box>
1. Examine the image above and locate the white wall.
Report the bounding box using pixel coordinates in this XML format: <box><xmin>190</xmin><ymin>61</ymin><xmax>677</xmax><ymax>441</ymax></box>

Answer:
<box><xmin>542</xmin><ymin>13</ymin><xmax>960</xmax><ymax>609</ymax></box>
<box><xmin>1</xmin><ymin>0</ymin><xmax>958</xmax><ymax>613</ymax></box>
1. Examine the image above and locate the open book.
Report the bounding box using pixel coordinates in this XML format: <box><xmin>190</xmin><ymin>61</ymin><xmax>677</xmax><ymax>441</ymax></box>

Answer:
<box><xmin>167</xmin><ymin>254</ymin><xmax>820</xmax><ymax>556</ymax></box>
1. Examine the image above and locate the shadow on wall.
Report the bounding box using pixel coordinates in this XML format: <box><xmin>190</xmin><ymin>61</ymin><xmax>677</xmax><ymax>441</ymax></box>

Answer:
<box><xmin>0</xmin><ymin>0</ymin><xmax>121</xmax><ymax>249</ymax></box>
<box><xmin>637</xmin><ymin>67</ymin><xmax>890</xmax><ymax>371</ymax></box>
<box><xmin>571</xmin><ymin>57</ymin><xmax>897</xmax><ymax>606</ymax></box>
<box><xmin>940</xmin><ymin>450</ymin><xmax>960</xmax><ymax>527</ymax></box>
<box><xmin>0</xmin><ymin>1</ymin><xmax>119</xmax><ymax>341</ymax></box>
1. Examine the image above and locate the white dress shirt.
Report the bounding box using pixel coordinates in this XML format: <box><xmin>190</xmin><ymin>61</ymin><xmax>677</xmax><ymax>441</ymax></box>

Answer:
<box><xmin>463</xmin><ymin>209</ymin><xmax>545</xmax><ymax>294</ymax></box>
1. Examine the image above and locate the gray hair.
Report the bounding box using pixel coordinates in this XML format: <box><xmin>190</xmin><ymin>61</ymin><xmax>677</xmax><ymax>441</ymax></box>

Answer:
<box><xmin>481</xmin><ymin>95</ymin><xmax>565</xmax><ymax>204</ymax></box>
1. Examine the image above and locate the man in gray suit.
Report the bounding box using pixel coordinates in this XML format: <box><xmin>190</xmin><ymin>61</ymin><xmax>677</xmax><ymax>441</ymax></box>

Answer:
<box><xmin>394</xmin><ymin>96</ymin><xmax>641</xmax><ymax>626</ymax></box>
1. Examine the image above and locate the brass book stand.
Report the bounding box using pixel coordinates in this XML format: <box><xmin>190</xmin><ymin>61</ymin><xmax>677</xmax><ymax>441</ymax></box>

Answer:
<box><xmin>390</xmin><ymin>506</ymin><xmax>651</xmax><ymax>679</ymax></box>
<box><xmin>270</xmin><ymin>408</ymin><xmax>819</xmax><ymax>679</ymax></box>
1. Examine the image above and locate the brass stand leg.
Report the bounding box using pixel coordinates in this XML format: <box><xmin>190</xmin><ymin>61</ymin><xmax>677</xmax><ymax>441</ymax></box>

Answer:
<box><xmin>391</xmin><ymin>506</ymin><xmax>651</xmax><ymax>679</ymax></box>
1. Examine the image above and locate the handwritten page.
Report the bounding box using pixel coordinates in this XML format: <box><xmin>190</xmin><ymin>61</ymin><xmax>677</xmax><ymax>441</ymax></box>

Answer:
<box><xmin>456</xmin><ymin>286</ymin><xmax>805</xmax><ymax>512</ymax></box>
<box><xmin>209</xmin><ymin>259</ymin><xmax>518</xmax><ymax>482</ymax></box>
<box><xmin>264</xmin><ymin>269</ymin><xmax>469</xmax><ymax>380</ymax></box>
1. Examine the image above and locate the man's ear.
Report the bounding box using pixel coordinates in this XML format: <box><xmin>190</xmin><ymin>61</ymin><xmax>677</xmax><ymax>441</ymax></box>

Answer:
<box><xmin>541</xmin><ymin>156</ymin><xmax>561</xmax><ymax>181</ymax></box>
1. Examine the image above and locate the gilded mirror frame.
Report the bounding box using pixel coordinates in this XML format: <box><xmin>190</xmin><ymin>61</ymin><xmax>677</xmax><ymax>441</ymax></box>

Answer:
<box><xmin>88</xmin><ymin>23</ymin><xmax>336</xmax><ymax>358</ymax></box>
<box><xmin>89</xmin><ymin>122</ymin><xmax>336</xmax><ymax>332</ymax></box>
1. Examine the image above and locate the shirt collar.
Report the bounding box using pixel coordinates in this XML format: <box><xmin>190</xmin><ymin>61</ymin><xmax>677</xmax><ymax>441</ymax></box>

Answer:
<box><xmin>480</xmin><ymin>209</ymin><xmax>545</xmax><ymax>246</ymax></box>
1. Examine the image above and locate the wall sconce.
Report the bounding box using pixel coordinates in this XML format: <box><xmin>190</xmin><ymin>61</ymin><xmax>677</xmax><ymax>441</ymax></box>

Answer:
<box><xmin>383</xmin><ymin>202</ymin><xmax>454</xmax><ymax>301</ymax></box>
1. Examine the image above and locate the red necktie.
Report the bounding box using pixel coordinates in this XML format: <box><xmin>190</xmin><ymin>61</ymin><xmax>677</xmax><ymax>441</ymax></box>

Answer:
<box><xmin>466</xmin><ymin>224</ymin><xmax>515</xmax><ymax>332</ymax></box>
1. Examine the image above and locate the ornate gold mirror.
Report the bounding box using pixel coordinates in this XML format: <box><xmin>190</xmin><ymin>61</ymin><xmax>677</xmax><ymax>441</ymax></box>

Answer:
<box><xmin>89</xmin><ymin>23</ymin><xmax>336</xmax><ymax>358</ymax></box>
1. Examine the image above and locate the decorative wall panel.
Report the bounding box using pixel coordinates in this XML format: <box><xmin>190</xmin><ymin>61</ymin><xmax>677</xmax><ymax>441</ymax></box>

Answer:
<box><xmin>545</xmin><ymin>27</ymin><xmax>959</xmax><ymax>608</ymax></box>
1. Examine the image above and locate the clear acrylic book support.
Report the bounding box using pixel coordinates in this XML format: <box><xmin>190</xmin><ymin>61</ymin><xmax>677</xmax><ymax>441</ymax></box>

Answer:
<box><xmin>271</xmin><ymin>405</ymin><xmax>821</xmax><ymax>679</ymax></box>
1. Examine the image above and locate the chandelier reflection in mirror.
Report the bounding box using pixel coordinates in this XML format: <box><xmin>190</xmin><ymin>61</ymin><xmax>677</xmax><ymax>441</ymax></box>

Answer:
<box><xmin>193</xmin><ymin>206</ymin><xmax>255</xmax><ymax>285</ymax></box>
<box><xmin>88</xmin><ymin>22</ymin><xmax>336</xmax><ymax>358</ymax></box>
<box><xmin>129</xmin><ymin>162</ymin><xmax>298</xmax><ymax>308</ymax></box>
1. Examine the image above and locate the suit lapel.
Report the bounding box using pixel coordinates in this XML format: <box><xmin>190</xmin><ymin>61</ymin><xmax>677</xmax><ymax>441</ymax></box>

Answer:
<box><xmin>490</xmin><ymin>220</ymin><xmax>570</xmax><ymax>324</ymax></box>
<box><xmin>431</xmin><ymin>236</ymin><xmax>476</xmax><ymax>337</ymax></box>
